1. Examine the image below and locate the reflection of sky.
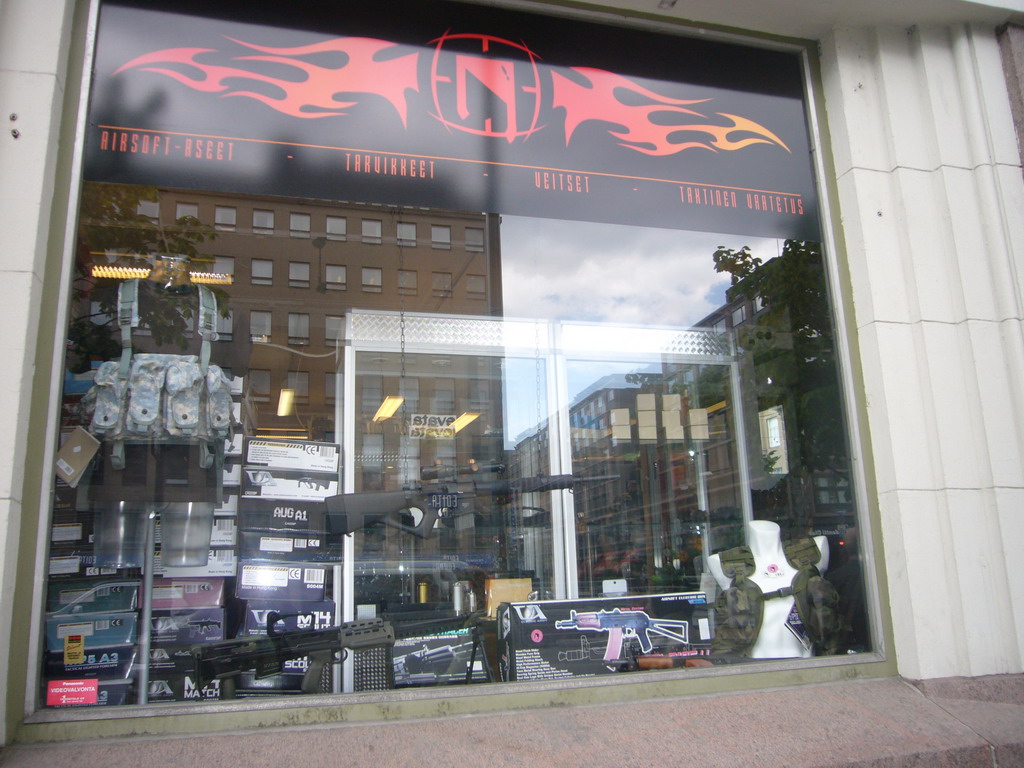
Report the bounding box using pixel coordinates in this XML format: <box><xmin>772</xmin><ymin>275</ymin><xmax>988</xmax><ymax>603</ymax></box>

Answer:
<box><xmin>499</xmin><ymin>215</ymin><xmax>780</xmax><ymax>327</ymax></box>
<box><xmin>499</xmin><ymin>216</ymin><xmax>780</xmax><ymax>444</ymax></box>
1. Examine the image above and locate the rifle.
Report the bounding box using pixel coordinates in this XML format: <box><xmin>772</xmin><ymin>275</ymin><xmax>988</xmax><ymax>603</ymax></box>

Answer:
<box><xmin>554</xmin><ymin>609</ymin><xmax>690</xmax><ymax>663</ymax></box>
<box><xmin>393</xmin><ymin>639</ymin><xmax>477</xmax><ymax>685</ymax></box>
<box><xmin>192</xmin><ymin>615</ymin><xmax>395</xmax><ymax>696</ymax></box>
<box><xmin>324</xmin><ymin>472</ymin><xmax>615</xmax><ymax>539</ymax></box>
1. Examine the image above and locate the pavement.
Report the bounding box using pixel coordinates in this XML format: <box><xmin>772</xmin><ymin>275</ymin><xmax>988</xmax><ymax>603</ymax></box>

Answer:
<box><xmin>0</xmin><ymin>674</ymin><xmax>1021</xmax><ymax>767</ymax></box>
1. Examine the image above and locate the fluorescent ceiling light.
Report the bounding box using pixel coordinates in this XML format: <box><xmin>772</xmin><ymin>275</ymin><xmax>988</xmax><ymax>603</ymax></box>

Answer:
<box><xmin>91</xmin><ymin>265</ymin><xmax>151</xmax><ymax>280</ymax></box>
<box><xmin>373</xmin><ymin>396</ymin><xmax>404</xmax><ymax>422</ymax></box>
<box><xmin>90</xmin><ymin>265</ymin><xmax>233</xmax><ymax>284</ymax></box>
<box><xmin>277</xmin><ymin>388</ymin><xmax>295</xmax><ymax>417</ymax></box>
<box><xmin>451</xmin><ymin>412</ymin><xmax>480</xmax><ymax>433</ymax></box>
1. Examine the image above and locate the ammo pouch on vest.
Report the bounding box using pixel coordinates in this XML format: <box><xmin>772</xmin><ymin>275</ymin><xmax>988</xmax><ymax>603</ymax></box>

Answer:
<box><xmin>80</xmin><ymin>279</ymin><xmax>234</xmax><ymax>471</ymax></box>
<box><xmin>711</xmin><ymin>538</ymin><xmax>844</xmax><ymax>657</ymax></box>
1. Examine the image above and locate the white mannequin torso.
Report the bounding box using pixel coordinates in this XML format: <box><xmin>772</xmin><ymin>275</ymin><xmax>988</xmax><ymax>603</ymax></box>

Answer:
<box><xmin>708</xmin><ymin>520</ymin><xmax>829</xmax><ymax>659</ymax></box>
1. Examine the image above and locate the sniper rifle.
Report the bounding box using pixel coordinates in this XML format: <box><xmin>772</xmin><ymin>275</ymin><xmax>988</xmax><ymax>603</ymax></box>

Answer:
<box><xmin>192</xmin><ymin>614</ymin><xmax>395</xmax><ymax>697</ymax></box>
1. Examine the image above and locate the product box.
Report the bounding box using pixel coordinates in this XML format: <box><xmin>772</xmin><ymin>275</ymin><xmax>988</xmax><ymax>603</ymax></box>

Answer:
<box><xmin>240</xmin><ymin>600</ymin><xmax>336</xmax><ymax>636</ymax></box>
<box><xmin>150</xmin><ymin>581</ymin><xmax>225</xmax><ymax>610</ymax></box>
<box><xmin>50</xmin><ymin>517</ymin><xmax>94</xmax><ymax>546</ymax></box>
<box><xmin>235</xmin><ymin>562</ymin><xmax>327</xmax><ymax>602</ymax></box>
<box><xmin>46</xmin><ymin>578</ymin><xmax>139</xmax><ymax>615</ymax></box>
<box><xmin>148</xmin><ymin>645</ymin><xmax>196</xmax><ymax>671</ymax></box>
<box><xmin>497</xmin><ymin>592</ymin><xmax>710</xmax><ymax>682</ymax></box>
<box><xmin>238</xmin><ymin>497</ymin><xmax>328</xmax><ymax>533</ymax></box>
<box><xmin>222</xmin><ymin>459</ymin><xmax>241</xmax><ymax>487</ymax></box>
<box><xmin>209</xmin><ymin>516</ymin><xmax>237</xmax><ymax>547</ymax></box>
<box><xmin>485</xmin><ymin>578</ymin><xmax>533</xmax><ymax>617</ymax></box>
<box><xmin>224</xmin><ymin>432</ymin><xmax>243</xmax><ymax>457</ymax></box>
<box><xmin>45</xmin><ymin>611</ymin><xmax>139</xmax><ymax>651</ymax></box>
<box><xmin>214</xmin><ymin>491</ymin><xmax>239</xmax><ymax>515</ymax></box>
<box><xmin>150</xmin><ymin>608</ymin><xmax>226</xmax><ymax>646</ymax></box>
<box><xmin>154</xmin><ymin>517</ymin><xmax>237</xmax><ymax>548</ymax></box>
<box><xmin>242</xmin><ymin>468</ymin><xmax>339</xmax><ymax>501</ymax></box>
<box><xmin>147</xmin><ymin>672</ymin><xmax>221</xmax><ymax>703</ymax></box>
<box><xmin>46</xmin><ymin>678</ymin><xmax>132</xmax><ymax>708</ymax></box>
<box><xmin>44</xmin><ymin>643</ymin><xmax>136</xmax><ymax>679</ymax></box>
<box><xmin>151</xmin><ymin>577</ymin><xmax>226</xmax><ymax>610</ymax></box>
<box><xmin>393</xmin><ymin>627</ymin><xmax>488</xmax><ymax>687</ymax></box>
<box><xmin>239</xmin><ymin>530</ymin><xmax>341</xmax><ymax>563</ymax></box>
<box><xmin>245</xmin><ymin>439</ymin><xmax>340</xmax><ymax>473</ymax></box>
<box><xmin>47</xmin><ymin>548</ymin><xmax>122</xmax><ymax>580</ymax></box>
<box><xmin>154</xmin><ymin>548</ymin><xmax>237</xmax><ymax>578</ymax></box>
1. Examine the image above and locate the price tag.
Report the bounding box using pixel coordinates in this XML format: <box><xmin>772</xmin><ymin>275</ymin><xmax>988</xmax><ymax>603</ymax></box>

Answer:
<box><xmin>64</xmin><ymin>634</ymin><xmax>85</xmax><ymax>666</ymax></box>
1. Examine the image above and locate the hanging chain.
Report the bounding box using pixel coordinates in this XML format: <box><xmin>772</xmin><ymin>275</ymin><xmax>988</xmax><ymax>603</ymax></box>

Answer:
<box><xmin>535</xmin><ymin>319</ymin><xmax>544</xmax><ymax>460</ymax></box>
<box><xmin>397</xmin><ymin>209</ymin><xmax>409</xmax><ymax>486</ymax></box>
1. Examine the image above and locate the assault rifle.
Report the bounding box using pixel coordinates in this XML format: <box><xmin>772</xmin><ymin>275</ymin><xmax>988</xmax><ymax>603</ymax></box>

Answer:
<box><xmin>324</xmin><ymin>470</ymin><xmax>614</xmax><ymax>539</ymax></box>
<box><xmin>192</xmin><ymin>615</ymin><xmax>395</xmax><ymax>696</ymax></box>
<box><xmin>393</xmin><ymin>639</ymin><xmax>478</xmax><ymax>686</ymax></box>
<box><xmin>554</xmin><ymin>609</ymin><xmax>690</xmax><ymax>663</ymax></box>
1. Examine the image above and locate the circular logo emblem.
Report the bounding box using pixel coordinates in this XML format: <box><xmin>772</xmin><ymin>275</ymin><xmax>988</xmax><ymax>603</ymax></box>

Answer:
<box><xmin>531</xmin><ymin>628</ymin><xmax>544</xmax><ymax>643</ymax></box>
<box><xmin>429</xmin><ymin>32</ymin><xmax>543</xmax><ymax>143</ymax></box>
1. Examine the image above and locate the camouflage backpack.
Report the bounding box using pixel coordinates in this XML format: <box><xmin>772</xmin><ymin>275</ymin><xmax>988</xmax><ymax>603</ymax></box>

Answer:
<box><xmin>711</xmin><ymin>537</ymin><xmax>845</xmax><ymax>658</ymax></box>
<box><xmin>79</xmin><ymin>279</ymin><xmax>235</xmax><ymax>470</ymax></box>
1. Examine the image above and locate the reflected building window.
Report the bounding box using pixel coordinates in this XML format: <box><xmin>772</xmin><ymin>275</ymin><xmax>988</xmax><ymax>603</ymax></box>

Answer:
<box><xmin>326</xmin><ymin>215</ymin><xmax>347</xmax><ymax>240</ymax></box>
<box><xmin>249</xmin><ymin>310</ymin><xmax>271</xmax><ymax>343</ymax></box>
<box><xmin>362</xmin><ymin>267</ymin><xmax>383</xmax><ymax>292</ymax></box>
<box><xmin>465</xmin><ymin>226</ymin><xmax>484</xmax><ymax>252</ymax></box>
<box><xmin>287</xmin><ymin>312</ymin><xmax>310</xmax><ymax>345</ymax></box>
<box><xmin>432</xmin><ymin>271</ymin><xmax>452</xmax><ymax>297</ymax></box>
<box><xmin>398</xmin><ymin>269</ymin><xmax>417</xmax><ymax>295</ymax></box>
<box><xmin>362</xmin><ymin>219</ymin><xmax>382</xmax><ymax>244</ymax></box>
<box><xmin>290</xmin><ymin>212</ymin><xmax>311</xmax><ymax>238</ymax></box>
<box><xmin>325</xmin><ymin>264</ymin><xmax>347</xmax><ymax>290</ymax></box>
<box><xmin>251</xmin><ymin>258</ymin><xmax>273</xmax><ymax>286</ymax></box>
<box><xmin>288</xmin><ymin>261</ymin><xmax>310</xmax><ymax>288</ymax></box>
<box><xmin>253</xmin><ymin>209</ymin><xmax>274</xmax><ymax>235</ymax></box>
<box><xmin>397</xmin><ymin>222</ymin><xmax>416</xmax><ymax>246</ymax></box>
<box><xmin>214</xmin><ymin>205</ymin><xmax>236</xmax><ymax>231</ymax></box>
<box><xmin>431</xmin><ymin>225</ymin><xmax>451</xmax><ymax>249</ymax></box>
<box><xmin>175</xmin><ymin>202</ymin><xmax>198</xmax><ymax>221</ymax></box>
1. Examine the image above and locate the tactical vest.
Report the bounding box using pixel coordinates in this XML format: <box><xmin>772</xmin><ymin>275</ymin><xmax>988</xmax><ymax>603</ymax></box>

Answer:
<box><xmin>711</xmin><ymin>537</ymin><xmax>845</xmax><ymax>658</ymax></box>
<box><xmin>79</xmin><ymin>279</ymin><xmax>235</xmax><ymax>470</ymax></box>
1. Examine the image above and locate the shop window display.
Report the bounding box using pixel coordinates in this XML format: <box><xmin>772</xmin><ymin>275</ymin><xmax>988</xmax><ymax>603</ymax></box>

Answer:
<box><xmin>40</xmin><ymin>0</ymin><xmax>869</xmax><ymax>713</ymax></box>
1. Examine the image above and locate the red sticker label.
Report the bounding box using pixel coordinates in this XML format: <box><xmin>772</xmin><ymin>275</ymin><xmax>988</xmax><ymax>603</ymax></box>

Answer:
<box><xmin>46</xmin><ymin>679</ymin><xmax>98</xmax><ymax>707</ymax></box>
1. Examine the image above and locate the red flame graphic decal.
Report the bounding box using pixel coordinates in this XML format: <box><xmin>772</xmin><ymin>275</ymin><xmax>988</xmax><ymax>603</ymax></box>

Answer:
<box><xmin>551</xmin><ymin>67</ymin><xmax>790</xmax><ymax>156</ymax></box>
<box><xmin>115</xmin><ymin>37</ymin><xmax>419</xmax><ymax>125</ymax></box>
<box><xmin>115</xmin><ymin>34</ymin><xmax>789</xmax><ymax>157</ymax></box>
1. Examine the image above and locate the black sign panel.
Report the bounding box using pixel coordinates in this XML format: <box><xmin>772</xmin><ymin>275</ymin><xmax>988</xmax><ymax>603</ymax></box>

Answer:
<box><xmin>86</xmin><ymin>0</ymin><xmax>820</xmax><ymax>239</ymax></box>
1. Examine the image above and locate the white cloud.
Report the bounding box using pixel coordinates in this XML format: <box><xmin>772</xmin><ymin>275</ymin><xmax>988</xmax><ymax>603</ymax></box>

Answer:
<box><xmin>499</xmin><ymin>216</ymin><xmax>774</xmax><ymax>327</ymax></box>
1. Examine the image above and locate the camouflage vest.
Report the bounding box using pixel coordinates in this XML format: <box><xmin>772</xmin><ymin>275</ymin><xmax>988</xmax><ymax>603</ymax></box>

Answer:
<box><xmin>711</xmin><ymin>537</ymin><xmax>845</xmax><ymax>658</ymax></box>
<box><xmin>80</xmin><ymin>279</ymin><xmax>235</xmax><ymax>469</ymax></box>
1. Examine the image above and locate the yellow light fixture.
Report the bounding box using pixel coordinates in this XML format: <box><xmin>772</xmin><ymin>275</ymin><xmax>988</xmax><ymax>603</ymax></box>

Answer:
<box><xmin>189</xmin><ymin>271</ymin><xmax>234</xmax><ymax>285</ymax></box>
<box><xmin>372</xmin><ymin>396</ymin><xmax>404</xmax><ymax>422</ymax></box>
<box><xmin>90</xmin><ymin>264</ymin><xmax>233</xmax><ymax>284</ymax></box>
<box><xmin>277</xmin><ymin>388</ymin><xmax>295</xmax><ymax>416</ymax></box>
<box><xmin>450</xmin><ymin>412</ymin><xmax>480</xmax><ymax>433</ymax></box>
<box><xmin>91</xmin><ymin>265</ymin><xmax>151</xmax><ymax>280</ymax></box>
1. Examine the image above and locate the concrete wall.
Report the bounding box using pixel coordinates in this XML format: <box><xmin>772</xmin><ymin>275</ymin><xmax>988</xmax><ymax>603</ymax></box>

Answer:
<box><xmin>0</xmin><ymin>0</ymin><xmax>79</xmax><ymax>746</ymax></box>
<box><xmin>821</xmin><ymin>23</ymin><xmax>1024</xmax><ymax>679</ymax></box>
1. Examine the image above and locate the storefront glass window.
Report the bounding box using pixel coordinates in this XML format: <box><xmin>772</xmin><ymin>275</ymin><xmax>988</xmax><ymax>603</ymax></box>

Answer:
<box><xmin>40</xmin><ymin>0</ymin><xmax>869</xmax><ymax>712</ymax></box>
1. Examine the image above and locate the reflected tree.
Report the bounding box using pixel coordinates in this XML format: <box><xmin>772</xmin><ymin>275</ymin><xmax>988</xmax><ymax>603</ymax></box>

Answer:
<box><xmin>68</xmin><ymin>182</ymin><xmax>225</xmax><ymax>371</ymax></box>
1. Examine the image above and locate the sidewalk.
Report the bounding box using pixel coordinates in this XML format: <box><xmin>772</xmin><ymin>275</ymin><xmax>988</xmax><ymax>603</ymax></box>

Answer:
<box><xmin>1</xmin><ymin>674</ymin><xmax>1021</xmax><ymax>767</ymax></box>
